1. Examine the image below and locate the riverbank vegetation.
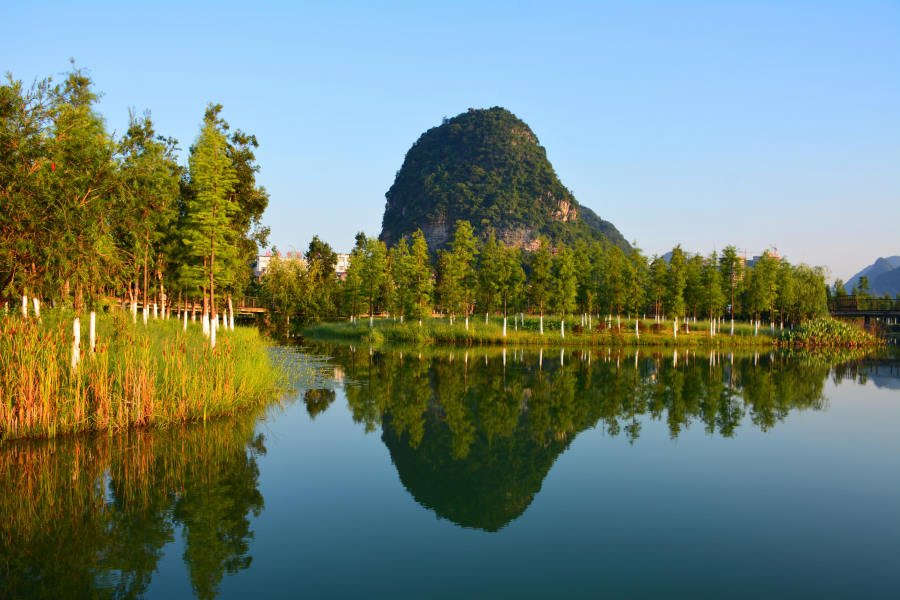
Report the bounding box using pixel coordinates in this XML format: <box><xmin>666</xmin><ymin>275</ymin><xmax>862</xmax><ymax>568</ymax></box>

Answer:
<box><xmin>304</xmin><ymin>315</ymin><xmax>780</xmax><ymax>347</ymax></box>
<box><xmin>777</xmin><ymin>317</ymin><xmax>884</xmax><ymax>348</ymax></box>
<box><xmin>269</xmin><ymin>222</ymin><xmax>835</xmax><ymax>341</ymax></box>
<box><xmin>1</xmin><ymin>64</ymin><xmax>269</xmax><ymax>333</ymax></box>
<box><xmin>0</xmin><ymin>312</ymin><xmax>281</xmax><ymax>440</ymax></box>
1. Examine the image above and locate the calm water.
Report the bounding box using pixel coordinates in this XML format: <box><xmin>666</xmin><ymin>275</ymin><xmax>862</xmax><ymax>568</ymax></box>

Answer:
<box><xmin>2</xmin><ymin>344</ymin><xmax>898</xmax><ymax>599</ymax></box>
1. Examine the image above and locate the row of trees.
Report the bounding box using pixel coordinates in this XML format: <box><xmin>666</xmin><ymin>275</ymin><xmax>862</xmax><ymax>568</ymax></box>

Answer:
<box><xmin>266</xmin><ymin>220</ymin><xmax>831</xmax><ymax>326</ymax></box>
<box><xmin>0</xmin><ymin>65</ymin><xmax>269</xmax><ymax>322</ymax></box>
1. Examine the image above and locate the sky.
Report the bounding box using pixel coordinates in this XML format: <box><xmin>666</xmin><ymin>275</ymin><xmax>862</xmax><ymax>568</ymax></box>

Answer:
<box><xmin>3</xmin><ymin>0</ymin><xmax>898</xmax><ymax>283</ymax></box>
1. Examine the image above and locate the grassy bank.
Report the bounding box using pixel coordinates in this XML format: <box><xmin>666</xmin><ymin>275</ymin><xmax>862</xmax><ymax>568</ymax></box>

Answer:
<box><xmin>303</xmin><ymin>315</ymin><xmax>780</xmax><ymax>348</ymax></box>
<box><xmin>0</xmin><ymin>311</ymin><xmax>285</xmax><ymax>440</ymax></box>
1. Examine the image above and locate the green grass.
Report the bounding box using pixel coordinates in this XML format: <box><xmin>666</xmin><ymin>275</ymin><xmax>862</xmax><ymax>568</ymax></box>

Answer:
<box><xmin>0</xmin><ymin>310</ymin><xmax>291</xmax><ymax>440</ymax></box>
<box><xmin>776</xmin><ymin>317</ymin><xmax>885</xmax><ymax>348</ymax></box>
<box><xmin>303</xmin><ymin>315</ymin><xmax>779</xmax><ymax>348</ymax></box>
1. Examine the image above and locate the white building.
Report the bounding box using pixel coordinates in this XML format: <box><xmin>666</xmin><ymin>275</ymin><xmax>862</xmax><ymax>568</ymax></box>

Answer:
<box><xmin>254</xmin><ymin>251</ymin><xmax>351</xmax><ymax>281</ymax></box>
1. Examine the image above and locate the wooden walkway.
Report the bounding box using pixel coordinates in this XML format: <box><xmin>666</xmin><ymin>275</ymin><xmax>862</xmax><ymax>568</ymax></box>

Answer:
<box><xmin>829</xmin><ymin>296</ymin><xmax>900</xmax><ymax>324</ymax></box>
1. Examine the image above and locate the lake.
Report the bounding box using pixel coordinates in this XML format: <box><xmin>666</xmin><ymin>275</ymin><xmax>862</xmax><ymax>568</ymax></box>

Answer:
<box><xmin>2</xmin><ymin>344</ymin><xmax>898</xmax><ymax>599</ymax></box>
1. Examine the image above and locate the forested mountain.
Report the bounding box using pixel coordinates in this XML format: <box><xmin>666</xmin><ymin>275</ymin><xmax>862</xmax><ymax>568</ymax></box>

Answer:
<box><xmin>844</xmin><ymin>256</ymin><xmax>900</xmax><ymax>294</ymax></box>
<box><xmin>872</xmin><ymin>267</ymin><xmax>900</xmax><ymax>296</ymax></box>
<box><xmin>379</xmin><ymin>107</ymin><xmax>629</xmax><ymax>252</ymax></box>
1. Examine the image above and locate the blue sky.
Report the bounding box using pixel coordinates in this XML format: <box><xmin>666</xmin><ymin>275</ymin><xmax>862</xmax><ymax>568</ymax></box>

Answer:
<box><xmin>4</xmin><ymin>0</ymin><xmax>898</xmax><ymax>282</ymax></box>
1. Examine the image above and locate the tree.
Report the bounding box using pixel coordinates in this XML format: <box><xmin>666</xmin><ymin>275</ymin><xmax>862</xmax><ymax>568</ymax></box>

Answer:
<box><xmin>627</xmin><ymin>244</ymin><xmax>649</xmax><ymax>319</ymax></box>
<box><xmin>683</xmin><ymin>253</ymin><xmax>705</xmax><ymax>320</ymax></box>
<box><xmin>496</xmin><ymin>244</ymin><xmax>525</xmax><ymax>332</ymax></box>
<box><xmin>603</xmin><ymin>246</ymin><xmax>627</xmax><ymax>315</ymax></box>
<box><xmin>305</xmin><ymin>236</ymin><xmax>338</xmax><ymax>319</ymax></box>
<box><xmin>832</xmin><ymin>278</ymin><xmax>847</xmax><ymax>298</ymax></box>
<box><xmin>551</xmin><ymin>244</ymin><xmax>577</xmax><ymax>318</ymax></box>
<box><xmin>775</xmin><ymin>259</ymin><xmax>796</xmax><ymax>326</ymax></box>
<box><xmin>119</xmin><ymin>109</ymin><xmax>180</xmax><ymax>315</ymax></box>
<box><xmin>359</xmin><ymin>237</ymin><xmax>387</xmax><ymax>326</ymax></box>
<box><xmin>183</xmin><ymin>107</ymin><xmax>238</xmax><ymax>331</ymax></box>
<box><xmin>450</xmin><ymin>221</ymin><xmax>479</xmax><ymax>326</ymax></box>
<box><xmin>406</xmin><ymin>230</ymin><xmax>433</xmax><ymax>324</ymax></box>
<box><xmin>719</xmin><ymin>246</ymin><xmax>743</xmax><ymax>319</ymax></box>
<box><xmin>857</xmin><ymin>276</ymin><xmax>871</xmax><ymax>299</ymax></box>
<box><xmin>390</xmin><ymin>237</ymin><xmax>411</xmax><ymax>322</ymax></box>
<box><xmin>529</xmin><ymin>237</ymin><xmax>552</xmax><ymax>333</ymax></box>
<box><xmin>702</xmin><ymin>251</ymin><xmax>726</xmax><ymax>319</ymax></box>
<box><xmin>649</xmin><ymin>256</ymin><xmax>668</xmax><ymax>319</ymax></box>
<box><xmin>477</xmin><ymin>232</ymin><xmax>501</xmax><ymax>323</ymax></box>
<box><xmin>666</xmin><ymin>245</ymin><xmax>687</xmax><ymax>319</ymax></box>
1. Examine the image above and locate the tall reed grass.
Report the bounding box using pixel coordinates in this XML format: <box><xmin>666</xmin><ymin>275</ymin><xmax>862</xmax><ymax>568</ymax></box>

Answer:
<box><xmin>0</xmin><ymin>311</ymin><xmax>281</xmax><ymax>440</ymax></box>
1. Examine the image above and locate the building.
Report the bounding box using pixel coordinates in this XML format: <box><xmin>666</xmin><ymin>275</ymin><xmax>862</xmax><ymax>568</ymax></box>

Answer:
<box><xmin>253</xmin><ymin>250</ymin><xmax>306</xmax><ymax>280</ymax></box>
<box><xmin>335</xmin><ymin>253</ymin><xmax>351</xmax><ymax>279</ymax></box>
<box><xmin>254</xmin><ymin>250</ymin><xmax>352</xmax><ymax>281</ymax></box>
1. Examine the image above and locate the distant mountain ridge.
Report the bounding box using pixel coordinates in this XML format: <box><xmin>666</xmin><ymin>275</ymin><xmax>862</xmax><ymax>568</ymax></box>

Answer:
<box><xmin>844</xmin><ymin>256</ymin><xmax>900</xmax><ymax>294</ymax></box>
<box><xmin>872</xmin><ymin>266</ymin><xmax>900</xmax><ymax>297</ymax></box>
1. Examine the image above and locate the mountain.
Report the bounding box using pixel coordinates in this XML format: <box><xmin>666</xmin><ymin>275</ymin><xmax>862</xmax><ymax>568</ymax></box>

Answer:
<box><xmin>379</xmin><ymin>107</ymin><xmax>630</xmax><ymax>252</ymax></box>
<box><xmin>872</xmin><ymin>266</ymin><xmax>900</xmax><ymax>297</ymax></box>
<box><xmin>845</xmin><ymin>256</ymin><xmax>900</xmax><ymax>293</ymax></box>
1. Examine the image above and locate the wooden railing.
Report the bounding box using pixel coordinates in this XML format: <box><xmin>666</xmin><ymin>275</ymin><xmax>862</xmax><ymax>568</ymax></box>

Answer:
<box><xmin>829</xmin><ymin>295</ymin><xmax>900</xmax><ymax>313</ymax></box>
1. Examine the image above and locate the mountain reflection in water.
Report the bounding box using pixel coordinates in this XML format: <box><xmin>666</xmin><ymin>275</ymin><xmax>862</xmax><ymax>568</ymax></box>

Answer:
<box><xmin>1</xmin><ymin>344</ymin><xmax>896</xmax><ymax>598</ymax></box>
<box><xmin>331</xmin><ymin>345</ymin><xmax>893</xmax><ymax>531</ymax></box>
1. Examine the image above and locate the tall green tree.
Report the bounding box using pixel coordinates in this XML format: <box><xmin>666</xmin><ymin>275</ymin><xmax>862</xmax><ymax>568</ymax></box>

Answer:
<box><xmin>390</xmin><ymin>237</ymin><xmax>411</xmax><ymax>322</ymax></box>
<box><xmin>529</xmin><ymin>237</ymin><xmax>552</xmax><ymax>333</ymax></box>
<box><xmin>183</xmin><ymin>108</ymin><xmax>238</xmax><ymax>325</ymax></box>
<box><xmin>666</xmin><ymin>245</ymin><xmax>687</xmax><ymax>319</ymax></box>
<box><xmin>626</xmin><ymin>244</ymin><xmax>649</xmax><ymax>318</ymax></box>
<box><xmin>551</xmin><ymin>245</ymin><xmax>578</xmax><ymax>318</ymax></box>
<box><xmin>450</xmin><ymin>220</ymin><xmax>479</xmax><ymax>327</ymax></box>
<box><xmin>406</xmin><ymin>230</ymin><xmax>433</xmax><ymax>324</ymax></box>
<box><xmin>359</xmin><ymin>236</ymin><xmax>387</xmax><ymax>326</ymax></box>
<box><xmin>477</xmin><ymin>232</ymin><xmax>501</xmax><ymax>323</ymax></box>
<box><xmin>719</xmin><ymin>245</ymin><xmax>743</xmax><ymax>320</ymax></box>
<box><xmin>702</xmin><ymin>251</ymin><xmax>726</xmax><ymax>319</ymax></box>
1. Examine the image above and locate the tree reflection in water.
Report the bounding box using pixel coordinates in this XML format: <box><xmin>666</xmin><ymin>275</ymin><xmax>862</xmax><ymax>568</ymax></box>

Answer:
<box><xmin>0</xmin><ymin>415</ymin><xmax>265</xmax><ymax>599</ymax></box>
<box><xmin>332</xmin><ymin>344</ymin><xmax>862</xmax><ymax>531</ymax></box>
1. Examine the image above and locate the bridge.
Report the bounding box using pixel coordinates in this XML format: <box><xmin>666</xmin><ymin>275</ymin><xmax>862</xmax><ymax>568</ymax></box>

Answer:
<box><xmin>125</xmin><ymin>296</ymin><xmax>274</xmax><ymax>316</ymax></box>
<box><xmin>829</xmin><ymin>296</ymin><xmax>900</xmax><ymax>325</ymax></box>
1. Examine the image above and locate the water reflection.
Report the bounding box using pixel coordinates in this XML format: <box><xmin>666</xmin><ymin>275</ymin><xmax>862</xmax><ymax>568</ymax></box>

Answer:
<box><xmin>0</xmin><ymin>415</ymin><xmax>265</xmax><ymax>599</ymax></box>
<box><xmin>325</xmin><ymin>344</ymin><xmax>898</xmax><ymax>531</ymax></box>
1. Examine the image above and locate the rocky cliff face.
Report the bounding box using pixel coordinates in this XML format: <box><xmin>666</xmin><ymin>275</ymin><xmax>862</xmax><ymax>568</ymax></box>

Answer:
<box><xmin>378</xmin><ymin>107</ymin><xmax>629</xmax><ymax>252</ymax></box>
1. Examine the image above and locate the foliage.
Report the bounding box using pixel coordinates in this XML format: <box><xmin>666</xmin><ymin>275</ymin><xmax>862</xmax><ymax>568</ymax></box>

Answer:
<box><xmin>379</xmin><ymin>107</ymin><xmax>629</xmax><ymax>251</ymax></box>
<box><xmin>778</xmin><ymin>317</ymin><xmax>883</xmax><ymax>348</ymax></box>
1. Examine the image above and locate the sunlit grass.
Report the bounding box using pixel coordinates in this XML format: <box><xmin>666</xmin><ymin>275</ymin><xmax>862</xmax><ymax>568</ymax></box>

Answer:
<box><xmin>303</xmin><ymin>315</ymin><xmax>778</xmax><ymax>347</ymax></box>
<box><xmin>0</xmin><ymin>311</ymin><xmax>284</xmax><ymax>440</ymax></box>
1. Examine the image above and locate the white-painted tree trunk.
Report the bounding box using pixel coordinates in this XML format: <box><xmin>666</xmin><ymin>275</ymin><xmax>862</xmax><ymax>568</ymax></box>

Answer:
<box><xmin>142</xmin><ymin>307</ymin><xmax>147</xmax><ymax>326</ymax></box>
<box><xmin>755</xmin><ymin>320</ymin><xmax>758</xmax><ymax>337</ymax></box>
<box><xmin>674</xmin><ymin>317</ymin><xmax>678</xmax><ymax>339</ymax></box>
<box><xmin>210</xmin><ymin>317</ymin><xmax>216</xmax><ymax>349</ymax></box>
<box><xmin>369</xmin><ymin>315</ymin><xmax>373</xmax><ymax>328</ymax></box>
<box><xmin>561</xmin><ymin>318</ymin><xmax>565</xmax><ymax>338</ymax></box>
<box><xmin>465</xmin><ymin>316</ymin><xmax>469</xmax><ymax>330</ymax></box>
<box><xmin>22</xmin><ymin>295</ymin><xmax>27</xmax><ymax>318</ymax></box>
<box><xmin>183</xmin><ymin>308</ymin><xmax>188</xmax><ymax>331</ymax></box>
<box><xmin>32</xmin><ymin>297</ymin><xmax>40</xmax><ymax>322</ymax></box>
<box><xmin>419</xmin><ymin>319</ymin><xmax>422</xmax><ymax>327</ymax></box>
<box><xmin>90</xmin><ymin>311</ymin><xmax>96</xmax><ymax>353</ymax></box>
<box><xmin>485</xmin><ymin>312</ymin><xmax>489</xmax><ymax>325</ymax></box>
<box><xmin>71</xmin><ymin>318</ymin><xmax>80</xmax><ymax>370</ymax></box>
<box><xmin>400</xmin><ymin>315</ymin><xmax>403</xmax><ymax>324</ymax></box>
<box><xmin>153</xmin><ymin>302</ymin><xmax>158</xmax><ymax>320</ymax></box>
<box><xmin>636</xmin><ymin>320</ymin><xmax>639</xmax><ymax>338</ymax></box>
<box><xmin>731</xmin><ymin>318</ymin><xmax>734</xmax><ymax>336</ymax></box>
<box><xmin>540</xmin><ymin>315</ymin><xmax>543</xmax><ymax>335</ymax></box>
<box><xmin>202</xmin><ymin>313</ymin><xmax>209</xmax><ymax>337</ymax></box>
<box><xmin>503</xmin><ymin>317</ymin><xmax>507</xmax><ymax>337</ymax></box>
<box><xmin>228</xmin><ymin>296</ymin><xmax>234</xmax><ymax>331</ymax></box>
